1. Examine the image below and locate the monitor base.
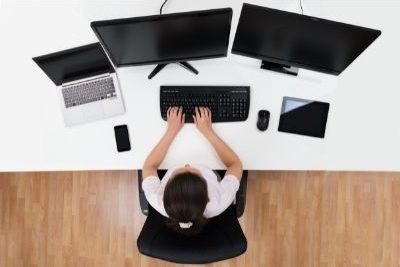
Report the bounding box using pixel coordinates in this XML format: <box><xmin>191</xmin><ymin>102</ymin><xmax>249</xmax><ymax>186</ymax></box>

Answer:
<box><xmin>260</xmin><ymin>61</ymin><xmax>298</xmax><ymax>76</ymax></box>
<box><xmin>148</xmin><ymin>62</ymin><xmax>199</xmax><ymax>79</ymax></box>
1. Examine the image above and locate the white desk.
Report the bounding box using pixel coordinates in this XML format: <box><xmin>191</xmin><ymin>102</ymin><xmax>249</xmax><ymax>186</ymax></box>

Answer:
<box><xmin>0</xmin><ymin>0</ymin><xmax>399</xmax><ymax>172</ymax></box>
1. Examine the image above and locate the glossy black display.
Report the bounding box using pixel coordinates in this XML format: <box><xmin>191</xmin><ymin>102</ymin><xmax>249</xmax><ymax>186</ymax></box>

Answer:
<box><xmin>114</xmin><ymin>125</ymin><xmax>131</xmax><ymax>152</ymax></box>
<box><xmin>91</xmin><ymin>8</ymin><xmax>232</xmax><ymax>66</ymax></box>
<box><xmin>232</xmin><ymin>3</ymin><xmax>381</xmax><ymax>75</ymax></box>
<box><xmin>278</xmin><ymin>97</ymin><xmax>330</xmax><ymax>138</ymax></box>
<box><xmin>32</xmin><ymin>43</ymin><xmax>114</xmax><ymax>86</ymax></box>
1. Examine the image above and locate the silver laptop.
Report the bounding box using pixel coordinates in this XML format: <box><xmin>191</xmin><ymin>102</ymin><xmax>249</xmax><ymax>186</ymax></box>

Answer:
<box><xmin>33</xmin><ymin>43</ymin><xmax>125</xmax><ymax>126</ymax></box>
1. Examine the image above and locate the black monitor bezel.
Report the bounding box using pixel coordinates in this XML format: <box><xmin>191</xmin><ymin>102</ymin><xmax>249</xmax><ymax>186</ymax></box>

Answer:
<box><xmin>231</xmin><ymin>3</ymin><xmax>381</xmax><ymax>75</ymax></box>
<box><xmin>91</xmin><ymin>8</ymin><xmax>233</xmax><ymax>67</ymax></box>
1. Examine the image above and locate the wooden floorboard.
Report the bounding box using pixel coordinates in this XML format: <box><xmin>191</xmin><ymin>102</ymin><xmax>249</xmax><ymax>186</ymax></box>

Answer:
<box><xmin>0</xmin><ymin>171</ymin><xmax>399</xmax><ymax>267</ymax></box>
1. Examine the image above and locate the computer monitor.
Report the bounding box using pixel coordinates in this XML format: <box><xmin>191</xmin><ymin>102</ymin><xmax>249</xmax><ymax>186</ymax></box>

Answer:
<box><xmin>232</xmin><ymin>3</ymin><xmax>381</xmax><ymax>76</ymax></box>
<box><xmin>91</xmin><ymin>8</ymin><xmax>232</xmax><ymax>79</ymax></box>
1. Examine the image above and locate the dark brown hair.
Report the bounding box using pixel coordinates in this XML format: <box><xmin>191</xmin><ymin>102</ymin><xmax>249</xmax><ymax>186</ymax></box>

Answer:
<box><xmin>163</xmin><ymin>172</ymin><xmax>209</xmax><ymax>236</ymax></box>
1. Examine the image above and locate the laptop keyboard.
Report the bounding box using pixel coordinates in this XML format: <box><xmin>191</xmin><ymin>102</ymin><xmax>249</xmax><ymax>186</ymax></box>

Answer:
<box><xmin>62</xmin><ymin>76</ymin><xmax>116</xmax><ymax>108</ymax></box>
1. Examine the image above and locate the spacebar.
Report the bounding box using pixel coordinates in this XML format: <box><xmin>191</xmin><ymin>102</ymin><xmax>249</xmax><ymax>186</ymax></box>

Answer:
<box><xmin>185</xmin><ymin>114</ymin><xmax>195</xmax><ymax>123</ymax></box>
<box><xmin>184</xmin><ymin>113</ymin><xmax>222</xmax><ymax>123</ymax></box>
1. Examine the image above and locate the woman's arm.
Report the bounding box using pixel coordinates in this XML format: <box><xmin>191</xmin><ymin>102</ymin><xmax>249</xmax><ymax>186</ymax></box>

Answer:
<box><xmin>193</xmin><ymin>107</ymin><xmax>243</xmax><ymax>180</ymax></box>
<box><xmin>142</xmin><ymin>107</ymin><xmax>185</xmax><ymax>178</ymax></box>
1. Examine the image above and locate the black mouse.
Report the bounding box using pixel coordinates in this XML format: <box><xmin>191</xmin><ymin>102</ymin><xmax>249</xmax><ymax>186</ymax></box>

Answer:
<box><xmin>257</xmin><ymin>110</ymin><xmax>270</xmax><ymax>131</ymax></box>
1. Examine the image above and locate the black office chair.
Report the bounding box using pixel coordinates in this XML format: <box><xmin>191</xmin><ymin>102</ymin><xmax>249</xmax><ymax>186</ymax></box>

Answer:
<box><xmin>137</xmin><ymin>169</ymin><xmax>248</xmax><ymax>264</ymax></box>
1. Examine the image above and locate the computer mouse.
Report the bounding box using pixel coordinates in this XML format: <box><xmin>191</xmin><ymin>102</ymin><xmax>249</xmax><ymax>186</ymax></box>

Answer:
<box><xmin>257</xmin><ymin>110</ymin><xmax>270</xmax><ymax>131</ymax></box>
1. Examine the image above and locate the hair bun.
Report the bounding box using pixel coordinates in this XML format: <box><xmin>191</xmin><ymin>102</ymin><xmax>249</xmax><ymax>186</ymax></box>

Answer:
<box><xmin>178</xmin><ymin>221</ymin><xmax>193</xmax><ymax>229</ymax></box>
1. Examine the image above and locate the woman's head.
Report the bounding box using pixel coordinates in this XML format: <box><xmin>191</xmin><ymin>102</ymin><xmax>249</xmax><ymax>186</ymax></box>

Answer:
<box><xmin>163</xmin><ymin>167</ymin><xmax>209</xmax><ymax>236</ymax></box>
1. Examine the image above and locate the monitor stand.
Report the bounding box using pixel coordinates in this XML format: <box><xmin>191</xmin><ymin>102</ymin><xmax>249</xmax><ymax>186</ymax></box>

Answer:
<box><xmin>148</xmin><ymin>62</ymin><xmax>199</xmax><ymax>79</ymax></box>
<box><xmin>260</xmin><ymin>60</ymin><xmax>298</xmax><ymax>76</ymax></box>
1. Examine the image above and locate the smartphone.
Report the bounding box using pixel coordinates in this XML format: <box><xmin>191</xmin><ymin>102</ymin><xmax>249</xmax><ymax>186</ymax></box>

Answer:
<box><xmin>114</xmin><ymin>125</ymin><xmax>131</xmax><ymax>152</ymax></box>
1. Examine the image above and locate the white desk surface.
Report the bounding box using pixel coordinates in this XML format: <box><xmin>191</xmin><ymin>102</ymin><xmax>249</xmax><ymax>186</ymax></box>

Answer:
<box><xmin>0</xmin><ymin>0</ymin><xmax>399</xmax><ymax>172</ymax></box>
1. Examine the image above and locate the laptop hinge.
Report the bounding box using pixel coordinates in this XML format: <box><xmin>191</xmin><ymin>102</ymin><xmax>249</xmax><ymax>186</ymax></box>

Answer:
<box><xmin>62</xmin><ymin>72</ymin><xmax>111</xmax><ymax>87</ymax></box>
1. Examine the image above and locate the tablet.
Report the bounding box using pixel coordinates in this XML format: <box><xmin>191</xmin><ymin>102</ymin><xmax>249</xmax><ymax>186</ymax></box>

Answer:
<box><xmin>278</xmin><ymin>97</ymin><xmax>330</xmax><ymax>138</ymax></box>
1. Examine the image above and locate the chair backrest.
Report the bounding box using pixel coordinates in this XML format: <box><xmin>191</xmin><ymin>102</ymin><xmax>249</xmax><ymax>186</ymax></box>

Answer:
<box><xmin>136</xmin><ymin>169</ymin><xmax>248</xmax><ymax>264</ymax></box>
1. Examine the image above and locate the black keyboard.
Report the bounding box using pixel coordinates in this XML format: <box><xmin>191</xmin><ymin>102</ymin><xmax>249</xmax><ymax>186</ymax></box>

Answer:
<box><xmin>160</xmin><ymin>86</ymin><xmax>250</xmax><ymax>123</ymax></box>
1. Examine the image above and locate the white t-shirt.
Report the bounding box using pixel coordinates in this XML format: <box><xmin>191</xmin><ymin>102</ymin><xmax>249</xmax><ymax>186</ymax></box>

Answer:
<box><xmin>142</xmin><ymin>164</ymin><xmax>240</xmax><ymax>218</ymax></box>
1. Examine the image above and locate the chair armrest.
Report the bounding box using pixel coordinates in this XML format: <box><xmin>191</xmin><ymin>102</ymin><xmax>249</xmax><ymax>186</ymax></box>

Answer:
<box><xmin>138</xmin><ymin>170</ymin><xmax>149</xmax><ymax>216</ymax></box>
<box><xmin>235</xmin><ymin>170</ymin><xmax>248</xmax><ymax>218</ymax></box>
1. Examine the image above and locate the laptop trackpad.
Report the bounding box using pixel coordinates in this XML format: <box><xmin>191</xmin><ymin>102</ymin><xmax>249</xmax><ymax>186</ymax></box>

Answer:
<box><xmin>83</xmin><ymin>103</ymin><xmax>104</xmax><ymax>121</ymax></box>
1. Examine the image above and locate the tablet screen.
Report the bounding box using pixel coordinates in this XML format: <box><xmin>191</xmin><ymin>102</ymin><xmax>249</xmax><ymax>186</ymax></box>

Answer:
<box><xmin>278</xmin><ymin>97</ymin><xmax>330</xmax><ymax>138</ymax></box>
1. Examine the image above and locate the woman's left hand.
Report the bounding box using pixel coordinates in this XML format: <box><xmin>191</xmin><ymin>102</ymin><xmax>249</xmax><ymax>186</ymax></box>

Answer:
<box><xmin>167</xmin><ymin>106</ymin><xmax>185</xmax><ymax>136</ymax></box>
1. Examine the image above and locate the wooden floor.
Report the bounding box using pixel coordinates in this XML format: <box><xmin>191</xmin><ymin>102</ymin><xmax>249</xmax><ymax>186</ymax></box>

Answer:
<box><xmin>0</xmin><ymin>171</ymin><xmax>399</xmax><ymax>267</ymax></box>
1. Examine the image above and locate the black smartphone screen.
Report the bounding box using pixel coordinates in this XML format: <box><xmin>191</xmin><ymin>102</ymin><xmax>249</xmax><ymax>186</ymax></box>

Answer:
<box><xmin>114</xmin><ymin>125</ymin><xmax>131</xmax><ymax>152</ymax></box>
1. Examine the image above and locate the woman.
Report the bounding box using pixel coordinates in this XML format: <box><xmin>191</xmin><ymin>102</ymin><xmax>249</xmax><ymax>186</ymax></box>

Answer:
<box><xmin>142</xmin><ymin>106</ymin><xmax>242</xmax><ymax>235</ymax></box>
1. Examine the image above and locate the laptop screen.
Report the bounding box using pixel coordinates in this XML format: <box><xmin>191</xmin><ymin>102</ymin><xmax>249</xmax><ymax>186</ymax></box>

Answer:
<box><xmin>33</xmin><ymin>43</ymin><xmax>114</xmax><ymax>86</ymax></box>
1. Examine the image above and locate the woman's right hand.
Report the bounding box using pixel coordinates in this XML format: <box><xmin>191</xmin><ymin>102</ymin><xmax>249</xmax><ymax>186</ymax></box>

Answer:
<box><xmin>167</xmin><ymin>106</ymin><xmax>185</xmax><ymax>136</ymax></box>
<box><xmin>193</xmin><ymin>107</ymin><xmax>213</xmax><ymax>136</ymax></box>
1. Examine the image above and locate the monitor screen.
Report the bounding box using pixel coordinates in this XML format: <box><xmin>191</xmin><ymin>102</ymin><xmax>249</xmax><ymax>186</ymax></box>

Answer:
<box><xmin>91</xmin><ymin>8</ymin><xmax>232</xmax><ymax>66</ymax></box>
<box><xmin>232</xmin><ymin>3</ymin><xmax>381</xmax><ymax>75</ymax></box>
<box><xmin>32</xmin><ymin>43</ymin><xmax>114</xmax><ymax>86</ymax></box>
<box><xmin>278</xmin><ymin>97</ymin><xmax>330</xmax><ymax>138</ymax></box>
